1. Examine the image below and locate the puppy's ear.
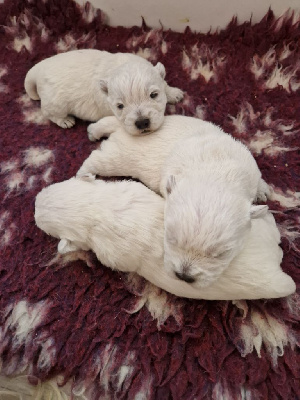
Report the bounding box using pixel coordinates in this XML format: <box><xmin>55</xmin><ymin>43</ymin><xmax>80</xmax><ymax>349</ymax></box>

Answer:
<box><xmin>250</xmin><ymin>204</ymin><xmax>268</xmax><ymax>219</ymax></box>
<box><xmin>154</xmin><ymin>62</ymin><xmax>166</xmax><ymax>79</ymax></box>
<box><xmin>99</xmin><ymin>79</ymin><xmax>108</xmax><ymax>94</ymax></box>
<box><xmin>166</xmin><ymin>175</ymin><xmax>176</xmax><ymax>195</ymax></box>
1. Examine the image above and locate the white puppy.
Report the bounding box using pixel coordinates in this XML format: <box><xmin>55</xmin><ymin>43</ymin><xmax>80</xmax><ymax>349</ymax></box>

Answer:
<box><xmin>24</xmin><ymin>49</ymin><xmax>183</xmax><ymax>133</ymax></box>
<box><xmin>78</xmin><ymin>115</ymin><xmax>270</xmax><ymax>287</ymax></box>
<box><xmin>34</xmin><ymin>176</ymin><xmax>295</xmax><ymax>300</ymax></box>
<box><xmin>160</xmin><ymin>134</ymin><xmax>270</xmax><ymax>287</ymax></box>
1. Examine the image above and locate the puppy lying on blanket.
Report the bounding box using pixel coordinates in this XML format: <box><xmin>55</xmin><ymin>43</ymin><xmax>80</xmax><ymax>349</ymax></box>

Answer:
<box><xmin>78</xmin><ymin>115</ymin><xmax>270</xmax><ymax>288</ymax></box>
<box><xmin>24</xmin><ymin>49</ymin><xmax>183</xmax><ymax>133</ymax></box>
<box><xmin>34</xmin><ymin>176</ymin><xmax>295</xmax><ymax>300</ymax></box>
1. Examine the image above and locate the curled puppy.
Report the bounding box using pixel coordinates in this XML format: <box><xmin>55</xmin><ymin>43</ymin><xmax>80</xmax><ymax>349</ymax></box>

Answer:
<box><xmin>24</xmin><ymin>49</ymin><xmax>183</xmax><ymax>133</ymax></box>
<box><xmin>160</xmin><ymin>133</ymin><xmax>270</xmax><ymax>287</ymax></box>
<box><xmin>34</xmin><ymin>176</ymin><xmax>295</xmax><ymax>300</ymax></box>
<box><xmin>78</xmin><ymin>115</ymin><xmax>270</xmax><ymax>287</ymax></box>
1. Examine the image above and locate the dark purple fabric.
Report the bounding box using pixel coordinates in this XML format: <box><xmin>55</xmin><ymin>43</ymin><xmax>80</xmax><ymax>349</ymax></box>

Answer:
<box><xmin>0</xmin><ymin>1</ymin><xmax>299</xmax><ymax>398</ymax></box>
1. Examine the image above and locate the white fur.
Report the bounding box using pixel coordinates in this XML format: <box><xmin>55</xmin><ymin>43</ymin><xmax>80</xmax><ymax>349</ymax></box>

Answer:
<box><xmin>24</xmin><ymin>49</ymin><xmax>183</xmax><ymax>133</ymax></box>
<box><xmin>34</xmin><ymin>177</ymin><xmax>295</xmax><ymax>300</ymax></box>
<box><xmin>161</xmin><ymin>133</ymin><xmax>269</xmax><ymax>287</ymax></box>
<box><xmin>78</xmin><ymin>115</ymin><xmax>270</xmax><ymax>287</ymax></box>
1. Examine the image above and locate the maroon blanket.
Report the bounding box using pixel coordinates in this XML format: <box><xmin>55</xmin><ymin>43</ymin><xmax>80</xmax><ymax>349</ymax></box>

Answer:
<box><xmin>0</xmin><ymin>0</ymin><xmax>299</xmax><ymax>398</ymax></box>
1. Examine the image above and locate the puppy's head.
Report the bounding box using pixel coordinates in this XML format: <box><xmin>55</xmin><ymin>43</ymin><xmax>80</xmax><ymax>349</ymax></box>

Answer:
<box><xmin>163</xmin><ymin>176</ymin><xmax>268</xmax><ymax>288</ymax></box>
<box><xmin>99</xmin><ymin>61</ymin><xmax>168</xmax><ymax>136</ymax></box>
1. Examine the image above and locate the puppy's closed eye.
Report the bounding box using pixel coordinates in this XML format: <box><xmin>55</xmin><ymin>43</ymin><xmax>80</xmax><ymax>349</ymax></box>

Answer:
<box><xmin>216</xmin><ymin>249</ymin><xmax>231</xmax><ymax>259</ymax></box>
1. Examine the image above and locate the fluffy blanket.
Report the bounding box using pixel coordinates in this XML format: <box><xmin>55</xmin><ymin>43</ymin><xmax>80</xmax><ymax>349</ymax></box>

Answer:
<box><xmin>0</xmin><ymin>0</ymin><xmax>299</xmax><ymax>398</ymax></box>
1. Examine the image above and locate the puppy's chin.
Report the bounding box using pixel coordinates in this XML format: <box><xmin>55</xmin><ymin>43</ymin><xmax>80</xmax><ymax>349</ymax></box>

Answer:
<box><xmin>140</xmin><ymin>129</ymin><xmax>152</xmax><ymax>135</ymax></box>
<box><xmin>128</xmin><ymin>129</ymin><xmax>154</xmax><ymax>136</ymax></box>
<box><xmin>123</xmin><ymin>124</ymin><xmax>159</xmax><ymax>136</ymax></box>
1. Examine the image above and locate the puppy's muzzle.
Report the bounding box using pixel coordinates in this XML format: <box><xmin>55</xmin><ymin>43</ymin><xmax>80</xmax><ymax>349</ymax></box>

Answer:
<box><xmin>175</xmin><ymin>272</ymin><xmax>195</xmax><ymax>284</ymax></box>
<box><xmin>135</xmin><ymin>118</ymin><xmax>150</xmax><ymax>131</ymax></box>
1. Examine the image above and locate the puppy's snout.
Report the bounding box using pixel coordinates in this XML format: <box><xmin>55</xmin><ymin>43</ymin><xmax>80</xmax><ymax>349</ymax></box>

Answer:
<box><xmin>135</xmin><ymin>118</ymin><xmax>150</xmax><ymax>130</ymax></box>
<box><xmin>175</xmin><ymin>272</ymin><xmax>195</xmax><ymax>284</ymax></box>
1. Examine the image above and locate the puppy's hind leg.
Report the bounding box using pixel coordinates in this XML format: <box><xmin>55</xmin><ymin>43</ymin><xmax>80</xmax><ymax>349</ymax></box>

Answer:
<box><xmin>88</xmin><ymin>116</ymin><xmax>120</xmax><ymax>141</ymax></box>
<box><xmin>41</xmin><ymin>99</ymin><xmax>75</xmax><ymax>129</ymax></box>
<box><xmin>49</xmin><ymin>115</ymin><xmax>76</xmax><ymax>129</ymax></box>
<box><xmin>165</xmin><ymin>85</ymin><xmax>184</xmax><ymax>104</ymax></box>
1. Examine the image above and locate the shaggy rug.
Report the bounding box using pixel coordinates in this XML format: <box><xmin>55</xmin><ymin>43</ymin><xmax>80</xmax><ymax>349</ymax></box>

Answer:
<box><xmin>0</xmin><ymin>0</ymin><xmax>299</xmax><ymax>399</ymax></box>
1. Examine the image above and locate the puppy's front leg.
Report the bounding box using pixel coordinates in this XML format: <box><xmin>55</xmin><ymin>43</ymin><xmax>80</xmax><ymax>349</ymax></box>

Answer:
<box><xmin>87</xmin><ymin>116</ymin><xmax>120</xmax><ymax>141</ymax></box>
<box><xmin>58</xmin><ymin>239</ymin><xmax>82</xmax><ymax>254</ymax></box>
<box><xmin>255</xmin><ymin>178</ymin><xmax>271</xmax><ymax>203</ymax></box>
<box><xmin>165</xmin><ymin>85</ymin><xmax>184</xmax><ymax>104</ymax></box>
<box><xmin>77</xmin><ymin>140</ymin><xmax>123</xmax><ymax>178</ymax></box>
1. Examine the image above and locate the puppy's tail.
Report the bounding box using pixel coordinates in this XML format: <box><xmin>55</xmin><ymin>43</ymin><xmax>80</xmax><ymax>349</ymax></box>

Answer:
<box><xmin>24</xmin><ymin>65</ymin><xmax>40</xmax><ymax>100</ymax></box>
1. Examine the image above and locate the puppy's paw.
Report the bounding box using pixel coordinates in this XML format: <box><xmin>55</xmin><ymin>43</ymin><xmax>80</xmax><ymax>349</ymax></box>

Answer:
<box><xmin>255</xmin><ymin>179</ymin><xmax>271</xmax><ymax>203</ymax></box>
<box><xmin>77</xmin><ymin>172</ymin><xmax>96</xmax><ymax>182</ymax></box>
<box><xmin>56</xmin><ymin>116</ymin><xmax>76</xmax><ymax>129</ymax></box>
<box><xmin>87</xmin><ymin>117</ymin><xmax>117</xmax><ymax>140</ymax></box>
<box><xmin>256</xmin><ymin>191</ymin><xmax>268</xmax><ymax>203</ymax></box>
<box><xmin>58</xmin><ymin>239</ymin><xmax>80</xmax><ymax>254</ymax></box>
<box><xmin>166</xmin><ymin>87</ymin><xmax>184</xmax><ymax>104</ymax></box>
<box><xmin>87</xmin><ymin>123</ymin><xmax>98</xmax><ymax>141</ymax></box>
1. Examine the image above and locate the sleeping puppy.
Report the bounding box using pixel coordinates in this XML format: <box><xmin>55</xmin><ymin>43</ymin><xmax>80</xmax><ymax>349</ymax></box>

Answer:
<box><xmin>24</xmin><ymin>49</ymin><xmax>183</xmax><ymax>133</ymax></box>
<box><xmin>77</xmin><ymin>115</ymin><xmax>270</xmax><ymax>287</ymax></box>
<box><xmin>34</xmin><ymin>176</ymin><xmax>295</xmax><ymax>300</ymax></box>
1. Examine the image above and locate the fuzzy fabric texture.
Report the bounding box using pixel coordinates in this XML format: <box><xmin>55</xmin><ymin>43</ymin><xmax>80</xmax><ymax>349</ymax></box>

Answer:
<box><xmin>0</xmin><ymin>0</ymin><xmax>299</xmax><ymax>399</ymax></box>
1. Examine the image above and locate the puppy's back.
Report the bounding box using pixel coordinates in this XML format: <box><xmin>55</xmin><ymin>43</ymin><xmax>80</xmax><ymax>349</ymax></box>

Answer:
<box><xmin>161</xmin><ymin>129</ymin><xmax>261</xmax><ymax>199</ymax></box>
<box><xmin>24</xmin><ymin>63</ymin><xmax>41</xmax><ymax>100</ymax></box>
<box><xmin>24</xmin><ymin>50</ymin><xmax>150</xmax><ymax>101</ymax></box>
<box><xmin>35</xmin><ymin>177</ymin><xmax>165</xmax><ymax>272</ymax></box>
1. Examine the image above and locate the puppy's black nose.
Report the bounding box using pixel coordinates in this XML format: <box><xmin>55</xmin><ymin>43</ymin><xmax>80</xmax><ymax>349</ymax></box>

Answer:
<box><xmin>135</xmin><ymin>118</ymin><xmax>150</xmax><ymax>130</ymax></box>
<box><xmin>175</xmin><ymin>272</ymin><xmax>195</xmax><ymax>284</ymax></box>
